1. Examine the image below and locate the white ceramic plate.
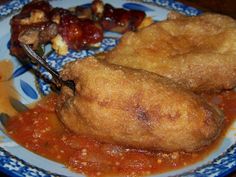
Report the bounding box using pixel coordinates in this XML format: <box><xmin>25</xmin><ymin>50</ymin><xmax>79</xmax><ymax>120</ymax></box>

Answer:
<box><xmin>0</xmin><ymin>0</ymin><xmax>236</xmax><ymax>177</ymax></box>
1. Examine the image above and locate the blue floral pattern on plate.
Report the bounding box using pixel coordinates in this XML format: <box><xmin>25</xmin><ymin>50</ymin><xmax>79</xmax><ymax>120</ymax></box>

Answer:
<box><xmin>11</xmin><ymin>64</ymin><xmax>31</xmax><ymax>79</ymax></box>
<box><xmin>0</xmin><ymin>0</ymin><xmax>235</xmax><ymax>177</ymax></box>
<box><xmin>123</xmin><ymin>3</ymin><xmax>155</xmax><ymax>11</ymax></box>
<box><xmin>20</xmin><ymin>79</ymin><xmax>38</xmax><ymax>100</ymax></box>
<box><xmin>0</xmin><ymin>0</ymin><xmax>30</xmax><ymax>17</ymax></box>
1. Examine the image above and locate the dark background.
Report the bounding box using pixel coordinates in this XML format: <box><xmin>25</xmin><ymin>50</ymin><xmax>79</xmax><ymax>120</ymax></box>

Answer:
<box><xmin>178</xmin><ymin>0</ymin><xmax>236</xmax><ymax>18</ymax></box>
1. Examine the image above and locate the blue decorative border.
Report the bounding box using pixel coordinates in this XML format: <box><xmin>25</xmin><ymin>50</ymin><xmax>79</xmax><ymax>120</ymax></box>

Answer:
<box><xmin>0</xmin><ymin>139</ymin><xmax>235</xmax><ymax>177</ymax></box>
<box><xmin>147</xmin><ymin>0</ymin><xmax>201</xmax><ymax>16</ymax></box>
<box><xmin>0</xmin><ymin>0</ymin><xmax>235</xmax><ymax>177</ymax></box>
<box><xmin>0</xmin><ymin>0</ymin><xmax>30</xmax><ymax>17</ymax></box>
<box><xmin>0</xmin><ymin>0</ymin><xmax>201</xmax><ymax>17</ymax></box>
<box><xmin>0</xmin><ymin>146</ymin><xmax>65</xmax><ymax>177</ymax></box>
<box><xmin>176</xmin><ymin>143</ymin><xmax>236</xmax><ymax>177</ymax></box>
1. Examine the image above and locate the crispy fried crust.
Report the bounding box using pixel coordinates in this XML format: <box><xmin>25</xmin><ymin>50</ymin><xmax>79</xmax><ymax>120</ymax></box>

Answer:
<box><xmin>57</xmin><ymin>57</ymin><xmax>224</xmax><ymax>152</ymax></box>
<box><xmin>106</xmin><ymin>12</ymin><xmax>236</xmax><ymax>92</ymax></box>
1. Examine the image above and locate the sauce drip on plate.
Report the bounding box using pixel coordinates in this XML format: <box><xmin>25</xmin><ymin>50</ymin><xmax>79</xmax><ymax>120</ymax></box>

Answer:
<box><xmin>0</xmin><ymin>60</ymin><xmax>18</xmax><ymax>116</ymax></box>
<box><xmin>6</xmin><ymin>91</ymin><xmax>236</xmax><ymax>177</ymax></box>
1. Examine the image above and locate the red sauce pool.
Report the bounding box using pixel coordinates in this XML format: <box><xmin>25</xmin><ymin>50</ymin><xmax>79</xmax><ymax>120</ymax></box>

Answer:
<box><xmin>6</xmin><ymin>91</ymin><xmax>236</xmax><ymax>177</ymax></box>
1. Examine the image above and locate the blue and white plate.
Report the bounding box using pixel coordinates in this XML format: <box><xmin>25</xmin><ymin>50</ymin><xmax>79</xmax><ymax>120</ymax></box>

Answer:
<box><xmin>0</xmin><ymin>0</ymin><xmax>235</xmax><ymax>177</ymax></box>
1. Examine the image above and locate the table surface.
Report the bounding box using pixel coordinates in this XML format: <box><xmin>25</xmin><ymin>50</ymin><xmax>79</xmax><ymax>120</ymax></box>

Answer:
<box><xmin>0</xmin><ymin>0</ymin><xmax>235</xmax><ymax>177</ymax></box>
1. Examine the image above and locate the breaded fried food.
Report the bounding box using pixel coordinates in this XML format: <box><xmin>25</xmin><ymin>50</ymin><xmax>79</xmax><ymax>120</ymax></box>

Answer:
<box><xmin>106</xmin><ymin>12</ymin><xmax>236</xmax><ymax>92</ymax></box>
<box><xmin>56</xmin><ymin>56</ymin><xmax>223</xmax><ymax>152</ymax></box>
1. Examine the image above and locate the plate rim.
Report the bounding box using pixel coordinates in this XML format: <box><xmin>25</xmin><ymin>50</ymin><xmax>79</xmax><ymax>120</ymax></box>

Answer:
<box><xmin>0</xmin><ymin>0</ymin><xmax>235</xmax><ymax>177</ymax></box>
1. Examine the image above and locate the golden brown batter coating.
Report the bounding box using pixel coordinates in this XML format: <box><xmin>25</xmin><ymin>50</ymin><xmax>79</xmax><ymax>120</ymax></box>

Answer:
<box><xmin>56</xmin><ymin>57</ymin><xmax>223</xmax><ymax>152</ymax></box>
<box><xmin>106</xmin><ymin>12</ymin><xmax>236</xmax><ymax>93</ymax></box>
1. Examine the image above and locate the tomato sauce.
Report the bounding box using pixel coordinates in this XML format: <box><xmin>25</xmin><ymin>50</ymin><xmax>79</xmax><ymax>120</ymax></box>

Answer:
<box><xmin>6</xmin><ymin>91</ymin><xmax>236</xmax><ymax>177</ymax></box>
